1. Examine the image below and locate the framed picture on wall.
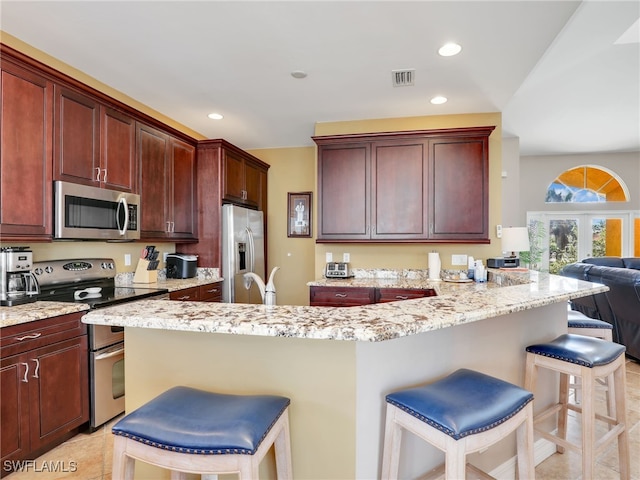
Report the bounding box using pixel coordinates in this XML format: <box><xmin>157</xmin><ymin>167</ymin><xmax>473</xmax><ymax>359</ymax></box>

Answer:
<box><xmin>287</xmin><ymin>192</ymin><xmax>312</xmax><ymax>238</ymax></box>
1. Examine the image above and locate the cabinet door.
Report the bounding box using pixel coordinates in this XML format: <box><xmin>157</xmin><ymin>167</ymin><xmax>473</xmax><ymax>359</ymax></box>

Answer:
<box><xmin>138</xmin><ymin>124</ymin><xmax>170</xmax><ymax>238</ymax></box>
<box><xmin>309</xmin><ymin>286</ymin><xmax>375</xmax><ymax>307</ymax></box>
<box><xmin>371</xmin><ymin>141</ymin><xmax>429</xmax><ymax>239</ymax></box>
<box><xmin>170</xmin><ymin>138</ymin><xmax>196</xmax><ymax>239</ymax></box>
<box><xmin>317</xmin><ymin>144</ymin><xmax>370</xmax><ymax>240</ymax></box>
<box><xmin>54</xmin><ymin>86</ymin><xmax>100</xmax><ymax>186</ymax></box>
<box><xmin>222</xmin><ymin>150</ymin><xmax>246</xmax><ymax>204</ymax></box>
<box><xmin>429</xmin><ymin>137</ymin><xmax>489</xmax><ymax>240</ymax></box>
<box><xmin>0</xmin><ymin>62</ymin><xmax>53</xmax><ymax>240</ymax></box>
<box><xmin>0</xmin><ymin>354</ymin><xmax>30</xmax><ymax>464</ymax></box>
<box><xmin>243</xmin><ymin>160</ymin><xmax>262</xmax><ymax>208</ymax></box>
<box><xmin>28</xmin><ymin>336</ymin><xmax>89</xmax><ymax>451</ymax></box>
<box><xmin>101</xmin><ymin>107</ymin><xmax>136</xmax><ymax>192</ymax></box>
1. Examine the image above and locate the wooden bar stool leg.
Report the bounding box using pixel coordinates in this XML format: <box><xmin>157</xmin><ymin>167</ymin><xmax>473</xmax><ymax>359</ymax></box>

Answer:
<box><xmin>381</xmin><ymin>404</ymin><xmax>403</xmax><ymax>479</ymax></box>
<box><xmin>274</xmin><ymin>411</ymin><xmax>293</xmax><ymax>479</ymax></box>
<box><xmin>516</xmin><ymin>403</ymin><xmax>535</xmax><ymax>480</ymax></box>
<box><xmin>557</xmin><ymin>372</ymin><xmax>570</xmax><ymax>454</ymax></box>
<box><xmin>112</xmin><ymin>436</ymin><xmax>135</xmax><ymax>480</ymax></box>
<box><xmin>444</xmin><ymin>436</ymin><xmax>466</xmax><ymax>480</ymax></box>
<box><xmin>614</xmin><ymin>361</ymin><xmax>631</xmax><ymax>480</ymax></box>
<box><xmin>581</xmin><ymin>367</ymin><xmax>597</xmax><ymax>479</ymax></box>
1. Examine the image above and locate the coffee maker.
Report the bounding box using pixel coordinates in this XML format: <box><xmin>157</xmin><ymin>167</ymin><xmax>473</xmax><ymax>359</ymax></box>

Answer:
<box><xmin>0</xmin><ymin>247</ymin><xmax>39</xmax><ymax>306</ymax></box>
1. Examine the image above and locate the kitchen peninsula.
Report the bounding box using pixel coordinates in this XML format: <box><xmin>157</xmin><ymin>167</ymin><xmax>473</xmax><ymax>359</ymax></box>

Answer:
<box><xmin>82</xmin><ymin>272</ymin><xmax>607</xmax><ymax>479</ymax></box>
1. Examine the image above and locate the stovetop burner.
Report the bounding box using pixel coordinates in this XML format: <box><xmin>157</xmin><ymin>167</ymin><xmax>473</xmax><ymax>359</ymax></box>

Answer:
<box><xmin>34</xmin><ymin>258</ymin><xmax>168</xmax><ymax>308</ymax></box>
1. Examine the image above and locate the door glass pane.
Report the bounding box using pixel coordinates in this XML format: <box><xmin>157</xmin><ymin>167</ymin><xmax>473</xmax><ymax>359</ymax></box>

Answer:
<box><xmin>591</xmin><ymin>218</ymin><xmax>622</xmax><ymax>257</ymax></box>
<box><xmin>549</xmin><ymin>219</ymin><xmax>578</xmax><ymax>273</ymax></box>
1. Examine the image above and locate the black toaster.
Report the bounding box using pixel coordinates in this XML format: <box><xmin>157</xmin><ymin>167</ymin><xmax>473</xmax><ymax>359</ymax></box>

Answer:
<box><xmin>166</xmin><ymin>253</ymin><xmax>198</xmax><ymax>279</ymax></box>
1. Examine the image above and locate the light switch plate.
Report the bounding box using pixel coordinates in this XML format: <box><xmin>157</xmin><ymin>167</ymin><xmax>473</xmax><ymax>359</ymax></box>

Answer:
<box><xmin>496</xmin><ymin>224</ymin><xmax>503</xmax><ymax>238</ymax></box>
<box><xmin>124</xmin><ymin>254</ymin><xmax>131</xmax><ymax>266</ymax></box>
<box><xmin>343</xmin><ymin>253</ymin><xmax>350</xmax><ymax>262</ymax></box>
<box><xmin>326</xmin><ymin>252</ymin><xmax>333</xmax><ymax>263</ymax></box>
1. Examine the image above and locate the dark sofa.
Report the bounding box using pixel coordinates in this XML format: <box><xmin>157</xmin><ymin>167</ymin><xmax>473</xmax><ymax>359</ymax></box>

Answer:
<box><xmin>559</xmin><ymin>257</ymin><xmax>640</xmax><ymax>361</ymax></box>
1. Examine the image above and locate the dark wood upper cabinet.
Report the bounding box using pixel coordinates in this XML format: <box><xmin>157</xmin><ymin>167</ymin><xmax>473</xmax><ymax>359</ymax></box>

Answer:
<box><xmin>101</xmin><ymin>107</ymin><xmax>136</xmax><ymax>192</ymax></box>
<box><xmin>222</xmin><ymin>148</ymin><xmax>267</xmax><ymax>209</ymax></box>
<box><xmin>0</xmin><ymin>60</ymin><xmax>53</xmax><ymax>241</ymax></box>
<box><xmin>53</xmin><ymin>86</ymin><xmax>100</xmax><ymax>186</ymax></box>
<box><xmin>314</xmin><ymin>126</ymin><xmax>495</xmax><ymax>243</ymax></box>
<box><xmin>54</xmin><ymin>86</ymin><xmax>137</xmax><ymax>193</ymax></box>
<box><xmin>137</xmin><ymin>123</ymin><xmax>196</xmax><ymax>241</ymax></box>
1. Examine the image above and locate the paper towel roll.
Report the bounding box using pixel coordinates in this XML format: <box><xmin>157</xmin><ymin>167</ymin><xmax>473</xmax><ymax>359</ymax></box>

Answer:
<box><xmin>428</xmin><ymin>252</ymin><xmax>441</xmax><ymax>280</ymax></box>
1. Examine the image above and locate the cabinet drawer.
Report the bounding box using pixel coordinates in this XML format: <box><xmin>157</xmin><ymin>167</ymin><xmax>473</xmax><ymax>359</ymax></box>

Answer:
<box><xmin>1</xmin><ymin>312</ymin><xmax>86</xmax><ymax>358</ymax></box>
<box><xmin>198</xmin><ymin>283</ymin><xmax>222</xmax><ymax>302</ymax></box>
<box><xmin>376</xmin><ymin>288</ymin><xmax>437</xmax><ymax>303</ymax></box>
<box><xmin>310</xmin><ymin>286</ymin><xmax>375</xmax><ymax>307</ymax></box>
<box><xmin>169</xmin><ymin>287</ymin><xmax>199</xmax><ymax>301</ymax></box>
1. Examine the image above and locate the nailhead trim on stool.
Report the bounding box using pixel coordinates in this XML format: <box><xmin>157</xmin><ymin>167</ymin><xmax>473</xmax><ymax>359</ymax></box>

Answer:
<box><xmin>111</xmin><ymin>386</ymin><xmax>293</xmax><ymax>479</ymax></box>
<box><xmin>525</xmin><ymin>334</ymin><xmax>630</xmax><ymax>480</ymax></box>
<box><xmin>381</xmin><ymin>369</ymin><xmax>535</xmax><ymax>480</ymax></box>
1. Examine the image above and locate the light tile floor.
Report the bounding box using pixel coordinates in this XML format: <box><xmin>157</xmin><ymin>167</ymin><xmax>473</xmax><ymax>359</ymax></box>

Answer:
<box><xmin>5</xmin><ymin>358</ymin><xmax>639</xmax><ymax>480</ymax></box>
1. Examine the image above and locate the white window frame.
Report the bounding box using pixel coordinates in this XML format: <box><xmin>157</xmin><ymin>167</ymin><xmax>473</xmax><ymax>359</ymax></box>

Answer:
<box><xmin>526</xmin><ymin>210</ymin><xmax>639</xmax><ymax>272</ymax></box>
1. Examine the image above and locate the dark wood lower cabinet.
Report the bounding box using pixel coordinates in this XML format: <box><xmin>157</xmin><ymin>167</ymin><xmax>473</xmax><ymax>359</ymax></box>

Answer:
<box><xmin>0</xmin><ymin>313</ymin><xmax>89</xmax><ymax>476</ymax></box>
<box><xmin>169</xmin><ymin>283</ymin><xmax>223</xmax><ymax>302</ymax></box>
<box><xmin>309</xmin><ymin>286</ymin><xmax>436</xmax><ymax>307</ymax></box>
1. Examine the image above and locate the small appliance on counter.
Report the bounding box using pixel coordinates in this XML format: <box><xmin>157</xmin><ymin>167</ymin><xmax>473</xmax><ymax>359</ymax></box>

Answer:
<box><xmin>0</xmin><ymin>246</ymin><xmax>39</xmax><ymax>306</ymax></box>
<box><xmin>487</xmin><ymin>257</ymin><xmax>520</xmax><ymax>268</ymax></box>
<box><xmin>325</xmin><ymin>262</ymin><xmax>352</xmax><ymax>278</ymax></box>
<box><xmin>166</xmin><ymin>253</ymin><xmax>198</xmax><ymax>279</ymax></box>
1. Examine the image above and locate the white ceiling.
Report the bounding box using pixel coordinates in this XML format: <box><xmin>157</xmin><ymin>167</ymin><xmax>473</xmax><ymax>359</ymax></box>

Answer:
<box><xmin>2</xmin><ymin>1</ymin><xmax>638</xmax><ymax>156</ymax></box>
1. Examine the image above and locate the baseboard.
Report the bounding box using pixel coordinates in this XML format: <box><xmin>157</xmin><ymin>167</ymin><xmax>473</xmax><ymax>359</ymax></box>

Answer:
<box><xmin>488</xmin><ymin>437</ymin><xmax>557</xmax><ymax>479</ymax></box>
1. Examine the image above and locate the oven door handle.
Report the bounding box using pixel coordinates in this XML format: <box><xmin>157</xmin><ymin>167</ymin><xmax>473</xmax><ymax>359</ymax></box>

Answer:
<box><xmin>95</xmin><ymin>347</ymin><xmax>124</xmax><ymax>360</ymax></box>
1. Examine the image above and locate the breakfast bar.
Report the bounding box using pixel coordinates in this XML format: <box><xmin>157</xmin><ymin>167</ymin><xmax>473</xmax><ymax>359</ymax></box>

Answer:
<box><xmin>82</xmin><ymin>272</ymin><xmax>607</xmax><ymax>479</ymax></box>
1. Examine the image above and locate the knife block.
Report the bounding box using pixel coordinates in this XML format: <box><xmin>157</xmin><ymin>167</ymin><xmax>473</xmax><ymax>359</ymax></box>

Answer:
<box><xmin>133</xmin><ymin>259</ymin><xmax>158</xmax><ymax>284</ymax></box>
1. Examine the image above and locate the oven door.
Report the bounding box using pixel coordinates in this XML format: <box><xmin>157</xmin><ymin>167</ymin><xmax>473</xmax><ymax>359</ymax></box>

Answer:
<box><xmin>90</xmin><ymin>342</ymin><xmax>125</xmax><ymax>429</ymax></box>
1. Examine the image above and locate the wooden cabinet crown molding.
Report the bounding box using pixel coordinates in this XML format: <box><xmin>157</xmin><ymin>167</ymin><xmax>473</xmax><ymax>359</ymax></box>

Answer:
<box><xmin>312</xmin><ymin>126</ymin><xmax>496</xmax><ymax>145</ymax></box>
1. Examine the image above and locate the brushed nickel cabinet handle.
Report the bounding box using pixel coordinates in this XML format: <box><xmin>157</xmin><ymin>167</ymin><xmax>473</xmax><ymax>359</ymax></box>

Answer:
<box><xmin>16</xmin><ymin>333</ymin><xmax>42</xmax><ymax>341</ymax></box>
<box><xmin>335</xmin><ymin>293</ymin><xmax>348</xmax><ymax>298</ymax></box>
<box><xmin>21</xmin><ymin>363</ymin><xmax>29</xmax><ymax>383</ymax></box>
<box><xmin>32</xmin><ymin>358</ymin><xmax>40</xmax><ymax>378</ymax></box>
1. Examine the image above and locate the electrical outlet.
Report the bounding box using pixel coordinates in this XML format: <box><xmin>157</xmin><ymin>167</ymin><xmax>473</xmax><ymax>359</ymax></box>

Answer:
<box><xmin>343</xmin><ymin>253</ymin><xmax>350</xmax><ymax>262</ymax></box>
<box><xmin>496</xmin><ymin>224</ymin><xmax>503</xmax><ymax>238</ymax></box>
<box><xmin>124</xmin><ymin>254</ymin><xmax>131</xmax><ymax>266</ymax></box>
<box><xmin>326</xmin><ymin>252</ymin><xmax>333</xmax><ymax>263</ymax></box>
<box><xmin>451</xmin><ymin>254</ymin><xmax>467</xmax><ymax>266</ymax></box>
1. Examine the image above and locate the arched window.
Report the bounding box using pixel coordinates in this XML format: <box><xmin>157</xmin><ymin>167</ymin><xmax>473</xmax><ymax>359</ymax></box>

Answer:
<box><xmin>545</xmin><ymin>165</ymin><xmax>628</xmax><ymax>203</ymax></box>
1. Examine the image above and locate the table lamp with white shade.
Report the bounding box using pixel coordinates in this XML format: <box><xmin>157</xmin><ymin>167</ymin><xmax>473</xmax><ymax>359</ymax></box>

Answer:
<box><xmin>500</xmin><ymin>227</ymin><xmax>531</xmax><ymax>268</ymax></box>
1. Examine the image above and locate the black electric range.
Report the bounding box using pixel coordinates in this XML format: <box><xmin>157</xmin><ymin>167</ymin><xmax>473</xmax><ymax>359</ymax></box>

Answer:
<box><xmin>34</xmin><ymin>258</ymin><xmax>169</xmax><ymax>308</ymax></box>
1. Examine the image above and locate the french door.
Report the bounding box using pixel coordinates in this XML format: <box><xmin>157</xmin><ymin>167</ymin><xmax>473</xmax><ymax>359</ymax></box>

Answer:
<box><xmin>526</xmin><ymin>211</ymin><xmax>638</xmax><ymax>273</ymax></box>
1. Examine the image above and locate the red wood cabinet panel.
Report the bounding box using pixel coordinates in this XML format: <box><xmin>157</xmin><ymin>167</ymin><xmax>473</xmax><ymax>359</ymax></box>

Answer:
<box><xmin>0</xmin><ymin>61</ymin><xmax>53</xmax><ymax>240</ymax></box>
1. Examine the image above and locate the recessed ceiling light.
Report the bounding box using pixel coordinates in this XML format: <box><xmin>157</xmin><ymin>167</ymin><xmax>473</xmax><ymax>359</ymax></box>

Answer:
<box><xmin>207</xmin><ymin>113</ymin><xmax>223</xmax><ymax>120</ymax></box>
<box><xmin>438</xmin><ymin>43</ymin><xmax>462</xmax><ymax>57</ymax></box>
<box><xmin>430</xmin><ymin>96</ymin><xmax>448</xmax><ymax>105</ymax></box>
<box><xmin>291</xmin><ymin>70</ymin><xmax>307</xmax><ymax>79</ymax></box>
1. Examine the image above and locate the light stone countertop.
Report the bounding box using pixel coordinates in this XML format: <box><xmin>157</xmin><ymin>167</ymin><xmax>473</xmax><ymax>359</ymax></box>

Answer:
<box><xmin>0</xmin><ymin>275</ymin><xmax>223</xmax><ymax>329</ymax></box>
<box><xmin>81</xmin><ymin>272</ymin><xmax>608</xmax><ymax>342</ymax></box>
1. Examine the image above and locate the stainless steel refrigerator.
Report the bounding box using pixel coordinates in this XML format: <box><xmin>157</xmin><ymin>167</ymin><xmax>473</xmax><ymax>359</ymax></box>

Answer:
<box><xmin>221</xmin><ymin>204</ymin><xmax>265</xmax><ymax>303</ymax></box>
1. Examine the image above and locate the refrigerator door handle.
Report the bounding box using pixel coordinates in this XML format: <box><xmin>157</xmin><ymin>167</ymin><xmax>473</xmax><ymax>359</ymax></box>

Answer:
<box><xmin>246</xmin><ymin>226</ymin><xmax>256</xmax><ymax>272</ymax></box>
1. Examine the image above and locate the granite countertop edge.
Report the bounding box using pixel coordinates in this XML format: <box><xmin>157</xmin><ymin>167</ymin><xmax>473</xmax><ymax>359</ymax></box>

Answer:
<box><xmin>79</xmin><ymin>273</ymin><xmax>608</xmax><ymax>343</ymax></box>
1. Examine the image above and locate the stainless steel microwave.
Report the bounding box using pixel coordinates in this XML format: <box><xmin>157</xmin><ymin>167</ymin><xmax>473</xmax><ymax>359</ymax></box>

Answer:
<box><xmin>54</xmin><ymin>181</ymin><xmax>140</xmax><ymax>240</ymax></box>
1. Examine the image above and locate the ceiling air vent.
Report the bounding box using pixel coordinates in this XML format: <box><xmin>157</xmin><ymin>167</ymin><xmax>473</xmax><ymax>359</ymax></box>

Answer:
<box><xmin>391</xmin><ymin>69</ymin><xmax>415</xmax><ymax>87</ymax></box>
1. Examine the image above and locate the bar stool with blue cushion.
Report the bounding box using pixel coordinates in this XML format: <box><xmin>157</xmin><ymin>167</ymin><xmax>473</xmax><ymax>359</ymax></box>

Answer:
<box><xmin>525</xmin><ymin>334</ymin><xmax>630</xmax><ymax>480</ymax></box>
<box><xmin>567</xmin><ymin>309</ymin><xmax>613</xmax><ymax>341</ymax></box>
<box><xmin>381</xmin><ymin>368</ymin><xmax>535</xmax><ymax>480</ymax></box>
<box><xmin>112</xmin><ymin>386</ymin><xmax>293</xmax><ymax>479</ymax></box>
